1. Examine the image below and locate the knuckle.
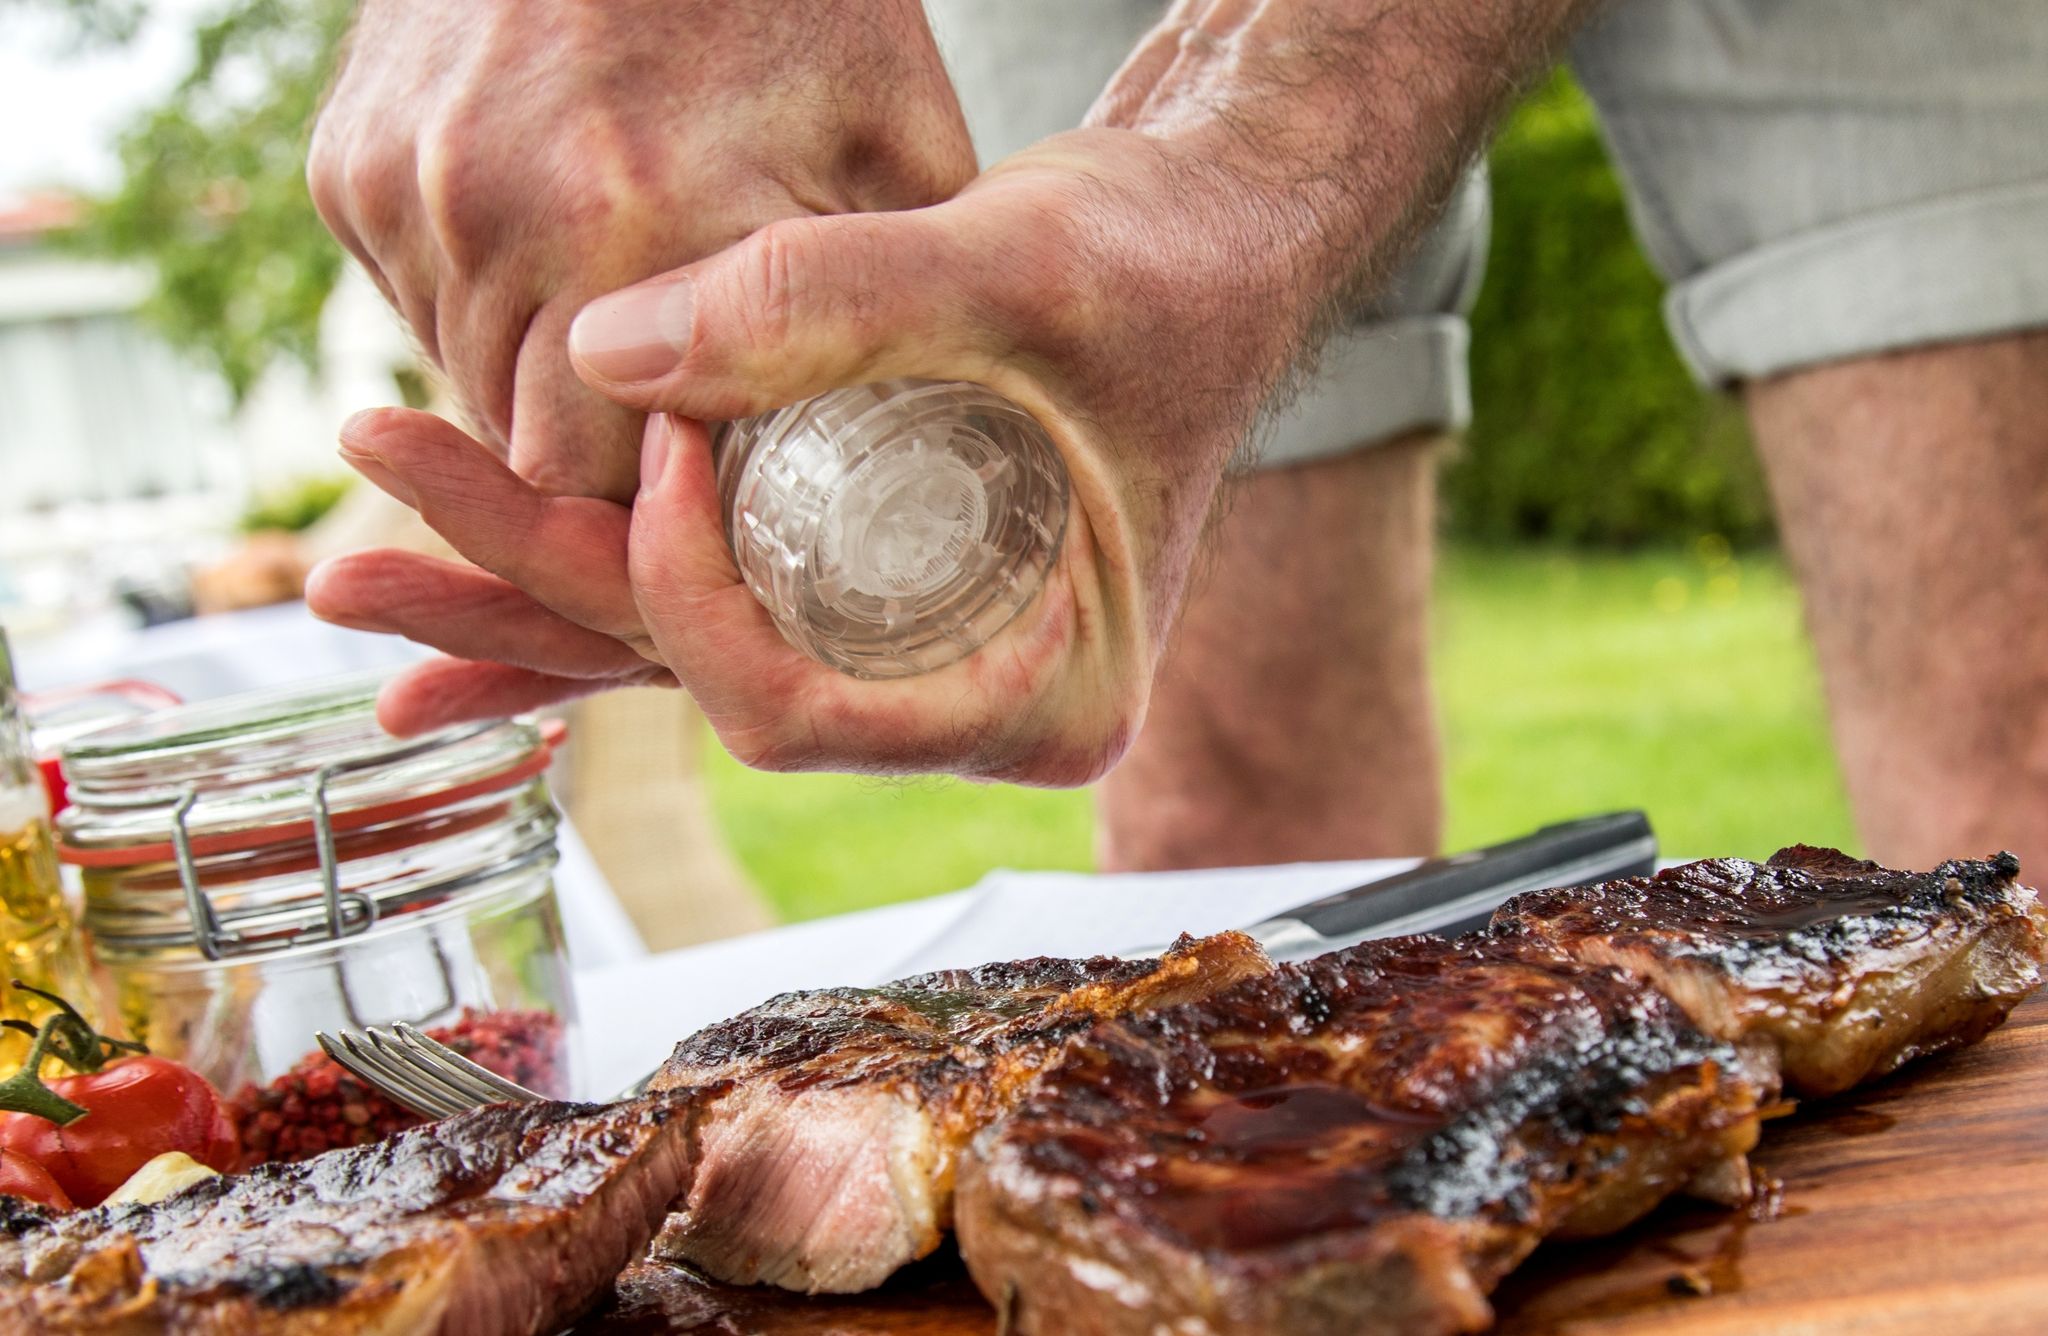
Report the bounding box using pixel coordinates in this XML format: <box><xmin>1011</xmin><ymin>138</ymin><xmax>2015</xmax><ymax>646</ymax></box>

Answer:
<box><xmin>724</xmin><ymin>216</ymin><xmax>895</xmax><ymax>358</ymax></box>
<box><xmin>726</xmin><ymin>220</ymin><xmax>824</xmax><ymax>356</ymax></box>
<box><xmin>415</xmin><ymin>120</ymin><xmax>484</xmax><ymax>258</ymax></box>
<box><xmin>308</xmin><ymin>91</ymin><xmax>408</xmax><ymax>232</ymax></box>
<box><xmin>304</xmin><ymin>124</ymin><xmax>348</xmax><ymax>225</ymax></box>
<box><xmin>339</xmin><ymin>141</ymin><xmax>414</xmax><ymax>245</ymax></box>
<box><xmin>419</xmin><ymin>125</ymin><xmax>611</xmax><ymax>267</ymax></box>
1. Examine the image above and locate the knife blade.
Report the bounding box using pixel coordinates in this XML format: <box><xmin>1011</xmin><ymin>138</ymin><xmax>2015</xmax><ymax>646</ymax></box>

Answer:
<box><xmin>1127</xmin><ymin>810</ymin><xmax>1657</xmax><ymax>962</ymax></box>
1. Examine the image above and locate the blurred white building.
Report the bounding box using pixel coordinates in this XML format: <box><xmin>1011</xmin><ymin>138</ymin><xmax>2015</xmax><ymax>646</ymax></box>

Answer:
<box><xmin>0</xmin><ymin>195</ymin><xmax>408</xmax><ymax>634</ymax></box>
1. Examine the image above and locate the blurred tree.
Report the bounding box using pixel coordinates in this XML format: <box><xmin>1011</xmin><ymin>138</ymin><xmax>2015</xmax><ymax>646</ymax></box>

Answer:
<box><xmin>1452</xmin><ymin>71</ymin><xmax>1776</xmax><ymax>546</ymax></box>
<box><xmin>19</xmin><ymin>0</ymin><xmax>145</xmax><ymax>43</ymax></box>
<box><xmin>32</xmin><ymin>0</ymin><xmax>354</xmax><ymax>401</ymax></box>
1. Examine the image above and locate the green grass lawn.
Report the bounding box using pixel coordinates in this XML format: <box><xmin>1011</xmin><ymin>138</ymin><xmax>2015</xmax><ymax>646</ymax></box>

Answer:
<box><xmin>704</xmin><ymin>543</ymin><xmax>1857</xmax><ymax>923</ymax></box>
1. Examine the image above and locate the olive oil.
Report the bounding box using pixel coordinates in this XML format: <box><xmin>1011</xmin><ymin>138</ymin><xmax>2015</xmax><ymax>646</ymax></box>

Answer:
<box><xmin>0</xmin><ymin>803</ymin><xmax>97</xmax><ymax>1067</ymax></box>
<box><xmin>1</xmin><ymin>628</ymin><xmax>100</xmax><ymax>1066</ymax></box>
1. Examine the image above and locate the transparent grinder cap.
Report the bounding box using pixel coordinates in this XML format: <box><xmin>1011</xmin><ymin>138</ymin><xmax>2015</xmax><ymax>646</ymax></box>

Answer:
<box><xmin>716</xmin><ymin>380</ymin><xmax>1069</xmax><ymax>678</ymax></box>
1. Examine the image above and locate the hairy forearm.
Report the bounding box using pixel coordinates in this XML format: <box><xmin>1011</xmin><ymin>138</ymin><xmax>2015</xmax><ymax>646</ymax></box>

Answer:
<box><xmin>1091</xmin><ymin>0</ymin><xmax>1594</xmax><ymax>335</ymax></box>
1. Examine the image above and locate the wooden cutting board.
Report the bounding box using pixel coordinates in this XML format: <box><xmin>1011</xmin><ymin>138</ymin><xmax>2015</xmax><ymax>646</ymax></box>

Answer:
<box><xmin>582</xmin><ymin>992</ymin><xmax>2048</xmax><ymax>1335</ymax></box>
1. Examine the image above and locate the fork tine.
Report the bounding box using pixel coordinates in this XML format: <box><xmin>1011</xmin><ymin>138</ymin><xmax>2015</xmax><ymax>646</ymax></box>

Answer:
<box><xmin>317</xmin><ymin>1029</ymin><xmax>465</xmax><ymax>1119</ymax></box>
<box><xmin>347</xmin><ymin>1030</ymin><xmax>476</xmax><ymax>1119</ymax></box>
<box><xmin>360</xmin><ymin>1024</ymin><xmax>507</xmax><ymax>1114</ymax></box>
<box><xmin>318</xmin><ymin>1029</ymin><xmax>430</xmax><ymax>1116</ymax></box>
<box><xmin>314</xmin><ymin>1021</ymin><xmax>549</xmax><ymax>1124</ymax></box>
<box><xmin>392</xmin><ymin>1023</ymin><xmax>543</xmax><ymax>1106</ymax></box>
<box><xmin>364</xmin><ymin>1028</ymin><xmax>518</xmax><ymax>1111</ymax></box>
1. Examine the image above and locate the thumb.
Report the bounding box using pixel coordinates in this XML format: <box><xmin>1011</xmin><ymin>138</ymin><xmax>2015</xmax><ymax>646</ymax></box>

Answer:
<box><xmin>624</xmin><ymin>413</ymin><xmax>834</xmax><ymax>757</ymax></box>
<box><xmin>567</xmin><ymin>210</ymin><xmax>990</xmax><ymax>420</ymax></box>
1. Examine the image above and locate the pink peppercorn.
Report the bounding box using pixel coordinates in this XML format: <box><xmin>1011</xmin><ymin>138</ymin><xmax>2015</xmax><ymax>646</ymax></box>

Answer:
<box><xmin>226</xmin><ymin>1009</ymin><xmax>565</xmax><ymax>1167</ymax></box>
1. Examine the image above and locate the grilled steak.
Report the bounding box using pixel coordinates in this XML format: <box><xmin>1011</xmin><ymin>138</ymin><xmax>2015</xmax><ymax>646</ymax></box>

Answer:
<box><xmin>0</xmin><ymin>1096</ymin><xmax>696</xmax><ymax>1336</ymax></box>
<box><xmin>955</xmin><ymin>935</ymin><xmax>1764</xmax><ymax>1336</ymax></box>
<box><xmin>8</xmin><ymin>848</ymin><xmax>2031</xmax><ymax>1334</ymax></box>
<box><xmin>643</xmin><ymin>931</ymin><xmax>1272</xmax><ymax>1293</ymax></box>
<box><xmin>956</xmin><ymin>850</ymin><xmax>2047</xmax><ymax>1335</ymax></box>
<box><xmin>1493</xmin><ymin>847</ymin><xmax>2048</xmax><ymax>1096</ymax></box>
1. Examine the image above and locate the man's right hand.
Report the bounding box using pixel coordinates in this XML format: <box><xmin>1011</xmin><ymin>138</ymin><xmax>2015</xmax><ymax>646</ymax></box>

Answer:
<box><xmin>307</xmin><ymin>0</ymin><xmax>976</xmax><ymax>501</ymax></box>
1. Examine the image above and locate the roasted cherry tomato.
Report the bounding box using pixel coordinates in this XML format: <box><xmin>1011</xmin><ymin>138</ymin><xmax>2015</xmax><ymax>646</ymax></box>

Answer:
<box><xmin>0</xmin><ymin>1147</ymin><xmax>72</xmax><ymax>1211</ymax></box>
<box><xmin>0</xmin><ymin>1055</ymin><xmax>239</xmax><ymax>1208</ymax></box>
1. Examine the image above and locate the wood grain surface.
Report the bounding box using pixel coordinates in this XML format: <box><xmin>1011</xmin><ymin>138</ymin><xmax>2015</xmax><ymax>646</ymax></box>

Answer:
<box><xmin>580</xmin><ymin>992</ymin><xmax>2048</xmax><ymax>1335</ymax></box>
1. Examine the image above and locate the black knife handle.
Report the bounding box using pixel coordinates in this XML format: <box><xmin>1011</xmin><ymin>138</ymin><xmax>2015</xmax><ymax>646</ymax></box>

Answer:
<box><xmin>1272</xmin><ymin>810</ymin><xmax>1657</xmax><ymax>946</ymax></box>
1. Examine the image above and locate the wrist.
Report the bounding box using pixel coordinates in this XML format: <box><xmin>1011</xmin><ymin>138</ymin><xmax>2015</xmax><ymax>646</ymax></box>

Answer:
<box><xmin>1089</xmin><ymin>0</ymin><xmax>1590</xmax><ymax>319</ymax></box>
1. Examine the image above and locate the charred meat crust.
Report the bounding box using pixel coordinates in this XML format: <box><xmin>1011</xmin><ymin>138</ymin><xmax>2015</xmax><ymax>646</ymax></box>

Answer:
<box><xmin>0</xmin><ymin>1096</ymin><xmax>700</xmax><ymax>1336</ymax></box>
<box><xmin>956</xmin><ymin>936</ymin><xmax>1764</xmax><ymax>1336</ymax></box>
<box><xmin>649</xmin><ymin>933</ymin><xmax>1271</xmax><ymax>1095</ymax></box>
<box><xmin>645</xmin><ymin>933</ymin><xmax>1274</xmax><ymax>1293</ymax></box>
<box><xmin>1492</xmin><ymin>847</ymin><xmax>2048</xmax><ymax>1096</ymax></box>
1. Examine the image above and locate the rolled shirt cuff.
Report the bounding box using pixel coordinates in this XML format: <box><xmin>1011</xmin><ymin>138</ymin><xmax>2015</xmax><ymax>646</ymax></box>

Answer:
<box><xmin>1240</xmin><ymin>315</ymin><xmax>1473</xmax><ymax>473</ymax></box>
<box><xmin>1666</xmin><ymin>177</ymin><xmax>2048</xmax><ymax>386</ymax></box>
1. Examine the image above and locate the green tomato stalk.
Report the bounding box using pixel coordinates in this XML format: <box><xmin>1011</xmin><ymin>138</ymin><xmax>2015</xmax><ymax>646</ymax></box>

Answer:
<box><xmin>0</xmin><ymin>982</ymin><xmax>148</xmax><ymax>1127</ymax></box>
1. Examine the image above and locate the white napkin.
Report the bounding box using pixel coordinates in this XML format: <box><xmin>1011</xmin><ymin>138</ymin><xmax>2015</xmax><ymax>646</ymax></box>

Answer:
<box><xmin>874</xmin><ymin>858</ymin><xmax>1414</xmax><ymax>978</ymax></box>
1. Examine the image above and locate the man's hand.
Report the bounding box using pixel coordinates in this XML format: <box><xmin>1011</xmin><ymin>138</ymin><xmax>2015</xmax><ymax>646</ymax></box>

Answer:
<box><xmin>310</xmin><ymin>0</ymin><xmax>1590</xmax><ymax>785</ymax></box>
<box><xmin>310</xmin><ymin>130</ymin><xmax>1319</xmax><ymax>782</ymax></box>
<box><xmin>307</xmin><ymin>0</ymin><xmax>974</xmax><ymax>500</ymax></box>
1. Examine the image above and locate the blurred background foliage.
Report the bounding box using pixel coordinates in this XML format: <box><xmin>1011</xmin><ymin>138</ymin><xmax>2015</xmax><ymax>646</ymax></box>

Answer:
<box><xmin>1457</xmin><ymin>72</ymin><xmax>1775</xmax><ymax>547</ymax></box>
<box><xmin>45</xmin><ymin>0</ymin><xmax>353</xmax><ymax>401</ymax></box>
<box><xmin>24</xmin><ymin>0</ymin><xmax>146</xmax><ymax>43</ymax></box>
<box><xmin>236</xmin><ymin>473</ymin><xmax>350</xmax><ymax>533</ymax></box>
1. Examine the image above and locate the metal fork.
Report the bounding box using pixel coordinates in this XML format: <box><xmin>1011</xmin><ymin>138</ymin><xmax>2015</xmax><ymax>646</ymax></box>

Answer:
<box><xmin>315</xmin><ymin>1024</ymin><xmax>545</xmax><ymax>1119</ymax></box>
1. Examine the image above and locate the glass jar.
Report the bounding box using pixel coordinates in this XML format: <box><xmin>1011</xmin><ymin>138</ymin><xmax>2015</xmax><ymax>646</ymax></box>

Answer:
<box><xmin>54</xmin><ymin>673</ymin><xmax>578</xmax><ymax>1106</ymax></box>
<box><xmin>0</xmin><ymin>628</ymin><xmax>102</xmax><ymax>1067</ymax></box>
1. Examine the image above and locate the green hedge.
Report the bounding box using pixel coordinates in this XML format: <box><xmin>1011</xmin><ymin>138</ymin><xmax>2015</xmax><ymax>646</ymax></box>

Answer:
<box><xmin>238</xmin><ymin>475</ymin><xmax>352</xmax><ymax>534</ymax></box>
<box><xmin>1446</xmin><ymin>73</ymin><xmax>1775</xmax><ymax>547</ymax></box>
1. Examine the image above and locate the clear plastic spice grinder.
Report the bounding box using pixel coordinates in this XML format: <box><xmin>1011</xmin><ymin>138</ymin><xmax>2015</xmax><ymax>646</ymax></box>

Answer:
<box><xmin>716</xmin><ymin>379</ymin><xmax>1069</xmax><ymax>678</ymax></box>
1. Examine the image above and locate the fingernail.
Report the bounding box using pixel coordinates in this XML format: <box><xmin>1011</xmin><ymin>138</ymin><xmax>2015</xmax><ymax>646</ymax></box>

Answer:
<box><xmin>301</xmin><ymin>559</ymin><xmax>344</xmax><ymax>620</ymax></box>
<box><xmin>572</xmin><ymin>279</ymin><xmax>695</xmax><ymax>383</ymax></box>
<box><xmin>639</xmin><ymin>417</ymin><xmax>674</xmax><ymax>494</ymax></box>
<box><xmin>340</xmin><ymin>407</ymin><xmax>385</xmax><ymax>439</ymax></box>
<box><xmin>338</xmin><ymin>443</ymin><xmax>418</xmax><ymax>509</ymax></box>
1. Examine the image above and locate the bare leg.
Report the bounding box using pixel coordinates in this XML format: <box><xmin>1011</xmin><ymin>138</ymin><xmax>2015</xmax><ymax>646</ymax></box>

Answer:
<box><xmin>1096</xmin><ymin>435</ymin><xmax>1444</xmax><ymax>872</ymax></box>
<box><xmin>1748</xmin><ymin>330</ymin><xmax>2048</xmax><ymax>874</ymax></box>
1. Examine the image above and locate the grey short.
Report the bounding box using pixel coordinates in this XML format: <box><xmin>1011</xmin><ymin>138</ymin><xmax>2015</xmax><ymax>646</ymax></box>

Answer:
<box><xmin>926</xmin><ymin>0</ymin><xmax>2048</xmax><ymax>469</ymax></box>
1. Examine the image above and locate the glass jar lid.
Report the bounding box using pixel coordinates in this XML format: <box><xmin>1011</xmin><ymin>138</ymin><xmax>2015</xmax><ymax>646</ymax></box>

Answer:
<box><xmin>56</xmin><ymin>673</ymin><xmax>564</xmax><ymax>963</ymax></box>
<box><xmin>57</xmin><ymin>672</ymin><xmax>555</xmax><ymax>865</ymax></box>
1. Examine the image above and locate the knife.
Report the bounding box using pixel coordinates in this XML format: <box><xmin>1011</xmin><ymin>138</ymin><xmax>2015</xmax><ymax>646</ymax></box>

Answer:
<box><xmin>1130</xmin><ymin>810</ymin><xmax>1658</xmax><ymax>962</ymax></box>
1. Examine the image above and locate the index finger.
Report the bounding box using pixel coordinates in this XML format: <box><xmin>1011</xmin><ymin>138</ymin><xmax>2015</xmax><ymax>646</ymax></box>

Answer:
<box><xmin>508</xmin><ymin>295</ymin><xmax>647</xmax><ymax>502</ymax></box>
<box><xmin>340</xmin><ymin>407</ymin><xmax>643</xmax><ymax>637</ymax></box>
